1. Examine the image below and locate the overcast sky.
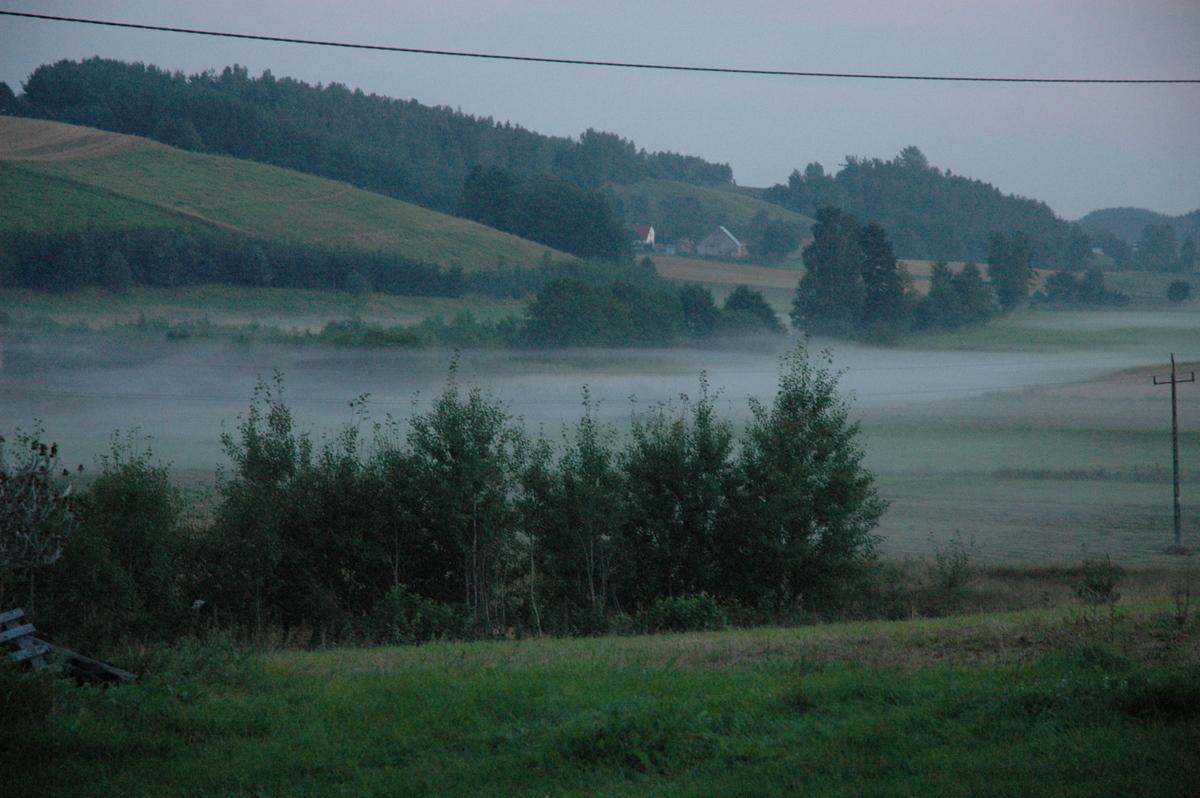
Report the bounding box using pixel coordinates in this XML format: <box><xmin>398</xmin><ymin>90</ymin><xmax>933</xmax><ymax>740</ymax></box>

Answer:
<box><xmin>1</xmin><ymin>1</ymin><xmax>1197</xmax><ymax>219</ymax></box>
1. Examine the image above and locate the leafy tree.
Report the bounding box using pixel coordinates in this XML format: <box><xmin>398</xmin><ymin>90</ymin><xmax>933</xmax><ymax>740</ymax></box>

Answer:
<box><xmin>1178</xmin><ymin>236</ymin><xmax>1196</xmax><ymax>274</ymax></box>
<box><xmin>953</xmin><ymin>262</ymin><xmax>995</xmax><ymax>323</ymax></box>
<box><xmin>745</xmin><ymin>210</ymin><xmax>800</xmax><ymax>262</ymax></box>
<box><xmin>1078</xmin><ymin>267</ymin><xmax>1106</xmax><ymax>303</ymax></box>
<box><xmin>45</xmin><ymin>438</ymin><xmax>188</xmax><ymax>646</ymax></box>
<box><xmin>619</xmin><ymin>379</ymin><xmax>735</xmax><ymax>606</ymax></box>
<box><xmin>791</xmin><ymin>207</ymin><xmax>865</xmax><ymax>336</ymax></box>
<box><xmin>678</xmin><ymin>283</ymin><xmax>721</xmax><ymax>337</ymax></box>
<box><xmin>460</xmin><ymin>169</ymin><xmax>630</xmax><ymax>261</ymax></box>
<box><xmin>725</xmin><ymin>344</ymin><xmax>884</xmax><ymax>609</ymax></box>
<box><xmin>858</xmin><ymin>222</ymin><xmax>905</xmax><ymax>339</ymax></box>
<box><xmin>1167</xmin><ymin>280</ymin><xmax>1193</xmax><ymax>303</ymax></box>
<box><xmin>0</xmin><ymin>429</ymin><xmax>78</xmax><ymax>614</ymax></box>
<box><xmin>101</xmin><ymin>250</ymin><xmax>133</xmax><ymax>294</ymax></box>
<box><xmin>1043</xmin><ymin>270</ymin><xmax>1078</xmax><ymax>303</ymax></box>
<box><xmin>987</xmin><ymin>232</ymin><xmax>1033</xmax><ymax>311</ymax></box>
<box><xmin>1138</xmin><ymin>223</ymin><xmax>1178</xmax><ymax>272</ymax></box>
<box><xmin>457</xmin><ymin>165</ymin><xmax>517</xmax><ymax>230</ymax></box>
<box><xmin>0</xmin><ymin>81</ymin><xmax>17</xmax><ymax>114</ymax></box>
<box><xmin>723</xmin><ymin>285</ymin><xmax>783</xmax><ymax>333</ymax></box>
<box><xmin>1093</xmin><ymin>231</ymin><xmax>1133</xmax><ymax>270</ymax></box>
<box><xmin>1036</xmin><ymin>266</ymin><xmax>1127</xmax><ymax>307</ymax></box>
<box><xmin>1063</xmin><ymin>224</ymin><xmax>1093</xmax><ymax>271</ymax></box>
<box><xmin>522</xmin><ymin>393</ymin><xmax>624</xmax><ymax>633</ymax></box>
<box><xmin>151</xmin><ymin>115</ymin><xmax>203</xmax><ymax>151</ymax></box>
<box><xmin>406</xmin><ymin>367</ymin><xmax>525</xmax><ymax>631</ymax></box>
<box><xmin>915</xmin><ymin>261</ymin><xmax>964</xmax><ymax>329</ymax></box>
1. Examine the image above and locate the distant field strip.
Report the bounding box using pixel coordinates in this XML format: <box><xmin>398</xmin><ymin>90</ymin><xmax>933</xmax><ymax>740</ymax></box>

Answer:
<box><xmin>653</xmin><ymin>256</ymin><xmax>802</xmax><ymax>288</ymax></box>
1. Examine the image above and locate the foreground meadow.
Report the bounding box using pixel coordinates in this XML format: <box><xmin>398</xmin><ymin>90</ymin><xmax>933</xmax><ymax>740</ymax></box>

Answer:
<box><xmin>5</xmin><ymin>600</ymin><xmax>1199</xmax><ymax>797</ymax></box>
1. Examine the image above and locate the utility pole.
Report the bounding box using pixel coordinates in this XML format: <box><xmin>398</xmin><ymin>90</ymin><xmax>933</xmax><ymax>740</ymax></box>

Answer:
<box><xmin>1153</xmin><ymin>353</ymin><xmax>1195</xmax><ymax>550</ymax></box>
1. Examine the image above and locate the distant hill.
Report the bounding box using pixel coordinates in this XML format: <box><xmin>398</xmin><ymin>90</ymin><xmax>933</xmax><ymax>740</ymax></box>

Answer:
<box><xmin>760</xmin><ymin>147</ymin><xmax>1076</xmax><ymax>268</ymax></box>
<box><xmin>1077</xmin><ymin>207</ymin><xmax>1200</xmax><ymax>245</ymax></box>
<box><xmin>607</xmin><ymin>178</ymin><xmax>814</xmax><ymax>248</ymax></box>
<box><xmin>10</xmin><ymin>58</ymin><xmax>733</xmax><ymax>215</ymax></box>
<box><xmin>0</xmin><ymin>116</ymin><xmax>565</xmax><ymax>270</ymax></box>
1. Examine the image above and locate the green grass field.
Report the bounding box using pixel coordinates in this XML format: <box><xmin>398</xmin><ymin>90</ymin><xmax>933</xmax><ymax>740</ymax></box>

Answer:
<box><xmin>0</xmin><ymin>119</ymin><xmax>564</xmax><ymax>271</ymax></box>
<box><xmin>0</xmin><ymin>284</ymin><xmax>525</xmax><ymax>330</ymax></box>
<box><xmin>610</xmin><ymin>177</ymin><xmax>814</xmax><ymax>241</ymax></box>
<box><xmin>6</xmin><ymin>604</ymin><xmax>1198</xmax><ymax>796</ymax></box>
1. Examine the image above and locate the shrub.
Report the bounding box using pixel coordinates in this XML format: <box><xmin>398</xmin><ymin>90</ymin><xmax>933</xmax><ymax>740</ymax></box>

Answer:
<box><xmin>41</xmin><ymin>436</ymin><xmax>189</xmax><ymax>648</ymax></box>
<box><xmin>1167</xmin><ymin>280</ymin><xmax>1192</xmax><ymax>303</ymax></box>
<box><xmin>101</xmin><ymin>250</ymin><xmax>133</xmax><ymax>294</ymax></box>
<box><xmin>0</xmin><ymin>428</ymin><xmax>79</xmax><ymax>613</ymax></box>
<box><xmin>918</xmin><ymin>533</ymin><xmax>976</xmax><ymax>615</ymax></box>
<box><xmin>0</xmin><ymin>658</ymin><xmax>76</xmax><ymax>729</ymax></box>
<box><xmin>366</xmin><ymin>585</ymin><xmax>466</xmax><ymax>644</ymax></box>
<box><xmin>638</xmin><ymin>593</ymin><xmax>725</xmax><ymax>633</ymax></box>
<box><xmin>1075</xmin><ymin>554</ymin><xmax>1123</xmax><ymax>607</ymax></box>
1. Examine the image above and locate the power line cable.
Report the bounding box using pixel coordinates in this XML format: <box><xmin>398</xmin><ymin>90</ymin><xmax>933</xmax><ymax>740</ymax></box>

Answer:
<box><xmin>2</xmin><ymin>10</ymin><xmax>1197</xmax><ymax>84</ymax></box>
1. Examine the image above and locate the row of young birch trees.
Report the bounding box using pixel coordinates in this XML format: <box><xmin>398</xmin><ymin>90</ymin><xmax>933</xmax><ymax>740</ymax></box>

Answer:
<box><xmin>2</xmin><ymin>345</ymin><xmax>885</xmax><ymax>647</ymax></box>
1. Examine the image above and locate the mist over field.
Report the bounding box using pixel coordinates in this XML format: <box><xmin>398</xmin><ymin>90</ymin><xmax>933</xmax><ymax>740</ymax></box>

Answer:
<box><xmin>0</xmin><ymin>332</ymin><xmax>1152</xmax><ymax>465</ymax></box>
<box><xmin>4</xmin><ymin>318</ymin><xmax>1195</xmax><ymax>566</ymax></box>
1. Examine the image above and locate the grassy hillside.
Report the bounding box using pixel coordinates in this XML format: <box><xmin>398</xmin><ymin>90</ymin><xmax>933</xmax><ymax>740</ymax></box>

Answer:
<box><xmin>0</xmin><ymin>117</ymin><xmax>565</xmax><ymax>271</ymax></box>
<box><xmin>5</xmin><ymin>603</ymin><xmax>1198</xmax><ymax>796</ymax></box>
<box><xmin>609</xmin><ymin>178</ymin><xmax>814</xmax><ymax>246</ymax></box>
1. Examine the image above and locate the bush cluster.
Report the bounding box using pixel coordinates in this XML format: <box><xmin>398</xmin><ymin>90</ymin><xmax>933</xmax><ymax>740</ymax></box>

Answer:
<box><xmin>2</xmin><ymin>346</ymin><xmax>884</xmax><ymax>648</ymax></box>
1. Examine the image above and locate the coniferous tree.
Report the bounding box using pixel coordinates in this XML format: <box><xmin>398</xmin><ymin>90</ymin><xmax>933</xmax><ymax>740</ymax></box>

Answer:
<box><xmin>953</xmin><ymin>262</ymin><xmax>994</xmax><ymax>323</ymax></box>
<box><xmin>858</xmin><ymin>222</ymin><xmax>905</xmax><ymax>339</ymax></box>
<box><xmin>1137</xmin><ymin>224</ymin><xmax>1178</xmax><ymax>272</ymax></box>
<box><xmin>988</xmin><ymin>232</ymin><xmax>1033</xmax><ymax>311</ymax></box>
<box><xmin>791</xmin><ymin>207</ymin><xmax>865</xmax><ymax>336</ymax></box>
<box><xmin>1178</xmin><ymin>236</ymin><xmax>1196</xmax><ymax>274</ymax></box>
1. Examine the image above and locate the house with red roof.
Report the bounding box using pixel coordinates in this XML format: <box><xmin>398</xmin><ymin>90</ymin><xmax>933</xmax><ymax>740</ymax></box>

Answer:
<box><xmin>627</xmin><ymin>223</ymin><xmax>655</xmax><ymax>248</ymax></box>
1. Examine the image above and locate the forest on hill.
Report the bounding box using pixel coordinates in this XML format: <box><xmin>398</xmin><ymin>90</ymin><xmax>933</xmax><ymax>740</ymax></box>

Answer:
<box><xmin>1078</xmin><ymin>207</ymin><xmax>1200</xmax><ymax>247</ymax></box>
<box><xmin>3</xmin><ymin>58</ymin><xmax>732</xmax><ymax>215</ymax></box>
<box><xmin>5</xmin><ymin>59</ymin><xmax>1189</xmax><ymax>273</ymax></box>
<box><xmin>760</xmin><ymin>147</ymin><xmax>1082</xmax><ymax>268</ymax></box>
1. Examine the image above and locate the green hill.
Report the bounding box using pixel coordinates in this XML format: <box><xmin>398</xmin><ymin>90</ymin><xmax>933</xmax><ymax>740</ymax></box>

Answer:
<box><xmin>608</xmin><ymin>178</ymin><xmax>814</xmax><ymax>246</ymax></box>
<box><xmin>13</xmin><ymin>58</ymin><xmax>733</xmax><ymax>214</ymax></box>
<box><xmin>1078</xmin><ymin>206</ymin><xmax>1200</xmax><ymax>246</ymax></box>
<box><xmin>0</xmin><ymin>116</ymin><xmax>565</xmax><ymax>271</ymax></box>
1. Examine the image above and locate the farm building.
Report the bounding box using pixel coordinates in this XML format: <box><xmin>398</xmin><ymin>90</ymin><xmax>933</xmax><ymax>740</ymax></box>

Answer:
<box><xmin>627</xmin><ymin>223</ymin><xmax>655</xmax><ymax>248</ymax></box>
<box><xmin>697</xmin><ymin>226</ymin><xmax>747</xmax><ymax>259</ymax></box>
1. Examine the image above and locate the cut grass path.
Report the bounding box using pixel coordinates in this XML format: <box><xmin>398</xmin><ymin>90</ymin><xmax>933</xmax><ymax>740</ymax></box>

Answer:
<box><xmin>6</xmin><ymin>604</ymin><xmax>1199</xmax><ymax>796</ymax></box>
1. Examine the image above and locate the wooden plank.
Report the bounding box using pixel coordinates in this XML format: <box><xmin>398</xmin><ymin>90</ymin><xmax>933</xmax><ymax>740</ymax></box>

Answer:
<box><xmin>0</xmin><ymin>608</ymin><xmax>25</xmax><ymax>625</ymax></box>
<box><xmin>0</xmin><ymin>623</ymin><xmax>35</xmax><ymax>643</ymax></box>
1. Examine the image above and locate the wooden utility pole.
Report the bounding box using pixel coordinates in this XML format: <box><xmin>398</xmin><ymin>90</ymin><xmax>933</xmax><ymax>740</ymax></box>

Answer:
<box><xmin>1153</xmin><ymin>353</ymin><xmax>1195</xmax><ymax>550</ymax></box>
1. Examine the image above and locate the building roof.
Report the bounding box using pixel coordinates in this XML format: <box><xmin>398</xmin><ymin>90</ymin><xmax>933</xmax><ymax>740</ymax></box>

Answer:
<box><xmin>716</xmin><ymin>226</ymin><xmax>743</xmax><ymax>248</ymax></box>
<box><xmin>627</xmin><ymin>223</ymin><xmax>654</xmax><ymax>241</ymax></box>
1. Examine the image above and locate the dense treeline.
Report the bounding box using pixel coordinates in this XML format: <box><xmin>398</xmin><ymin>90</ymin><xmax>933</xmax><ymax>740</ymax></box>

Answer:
<box><xmin>763</xmin><ymin>147</ymin><xmax>1077</xmax><ymax>267</ymax></box>
<box><xmin>457</xmin><ymin>166</ymin><xmax>629</xmax><ymax>260</ymax></box>
<box><xmin>8</xmin><ymin>59</ymin><xmax>731</xmax><ymax>215</ymax></box>
<box><xmin>1078</xmin><ymin>207</ymin><xmax>1200</xmax><ymax>251</ymax></box>
<box><xmin>791</xmin><ymin>207</ymin><xmax>997</xmax><ymax>341</ymax></box>
<box><xmin>1035</xmin><ymin>267</ymin><xmax>1129</xmax><ymax>307</ymax></box>
<box><xmin>0</xmin><ymin>227</ymin><xmax>782</xmax><ymax>346</ymax></box>
<box><xmin>1</xmin><ymin>347</ymin><xmax>884</xmax><ymax>648</ymax></box>
<box><xmin>0</xmin><ymin>226</ymin><xmax>465</xmax><ymax>296</ymax></box>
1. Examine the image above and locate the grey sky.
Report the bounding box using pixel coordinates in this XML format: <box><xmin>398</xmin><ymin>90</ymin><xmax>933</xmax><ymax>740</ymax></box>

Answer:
<box><xmin>1</xmin><ymin>0</ymin><xmax>1197</xmax><ymax>219</ymax></box>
